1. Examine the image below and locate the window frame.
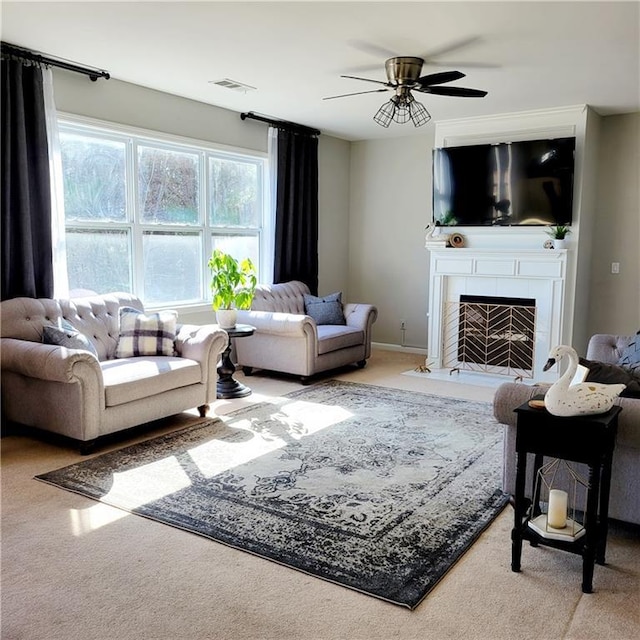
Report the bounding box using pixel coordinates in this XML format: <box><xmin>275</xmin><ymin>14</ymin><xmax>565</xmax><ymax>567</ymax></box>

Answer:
<box><xmin>58</xmin><ymin>113</ymin><xmax>268</xmax><ymax>312</ymax></box>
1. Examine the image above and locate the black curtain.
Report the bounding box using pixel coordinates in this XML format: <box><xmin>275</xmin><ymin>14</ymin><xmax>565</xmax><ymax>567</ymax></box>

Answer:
<box><xmin>273</xmin><ymin>128</ymin><xmax>319</xmax><ymax>295</ymax></box>
<box><xmin>1</xmin><ymin>57</ymin><xmax>54</xmax><ymax>300</ymax></box>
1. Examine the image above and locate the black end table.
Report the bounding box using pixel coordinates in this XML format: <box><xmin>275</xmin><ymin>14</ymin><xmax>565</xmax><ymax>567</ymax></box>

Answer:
<box><xmin>216</xmin><ymin>323</ymin><xmax>255</xmax><ymax>399</ymax></box>
<box><xmin>511</xmin><ymin>400</ymin><xmax>621</xmax><ymax>593</ymax></box>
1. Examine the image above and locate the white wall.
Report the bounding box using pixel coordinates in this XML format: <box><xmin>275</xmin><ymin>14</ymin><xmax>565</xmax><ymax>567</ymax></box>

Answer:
<box><xmin>52</xmin><ymin>69</ymin><xmax>639</xmax><ymax>342</ymax></box>
<box><xmin>588</xmin><ymin>112</ymin><xmax>640</xmax><ymax>335</ymax></box>
<box><xmin>349</xmin><ymin>133</ymin><xmax>434</xmax><ymax>349</ymax></box>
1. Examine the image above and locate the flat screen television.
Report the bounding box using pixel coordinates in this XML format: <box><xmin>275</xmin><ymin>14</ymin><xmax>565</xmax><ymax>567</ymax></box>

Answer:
<box><xmin>432</xmin><ymin>137</ymin><xmax>576</xmax><ymax>226</ymax></box>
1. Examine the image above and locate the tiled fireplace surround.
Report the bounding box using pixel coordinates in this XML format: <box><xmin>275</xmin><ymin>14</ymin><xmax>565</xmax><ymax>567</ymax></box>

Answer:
<box><xmin>427</xmin><ymin>247</ymin><xmax>568</xmax><ymax>383</ymax></box>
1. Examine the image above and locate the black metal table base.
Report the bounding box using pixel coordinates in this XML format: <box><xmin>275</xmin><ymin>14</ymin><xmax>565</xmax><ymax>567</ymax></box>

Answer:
<box><xmin>216</xmin><ymin>323</ymin><xmax>255</xmax><ymax>399</ymax></box>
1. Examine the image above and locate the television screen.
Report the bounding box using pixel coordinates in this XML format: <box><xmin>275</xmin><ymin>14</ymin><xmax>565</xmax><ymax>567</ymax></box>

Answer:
<box><xmin>432</xmin><ymin>137</ymin><xmax>576</xmax><ymax>226</ymax></box>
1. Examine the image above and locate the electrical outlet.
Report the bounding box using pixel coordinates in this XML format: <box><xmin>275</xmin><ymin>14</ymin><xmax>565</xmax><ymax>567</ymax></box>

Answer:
<box><xmin>611</xmin><ymin>262</ymin><xmax>620</xmax><ymax>274</ymax></box>
<box><xmin>400</xmin><ymin>320</ymin><xmax>406</xmax><ymax>330</ymax></box>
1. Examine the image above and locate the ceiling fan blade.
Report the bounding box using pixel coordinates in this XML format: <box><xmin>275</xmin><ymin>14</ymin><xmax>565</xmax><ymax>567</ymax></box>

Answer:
<box><xmin>418</xmin><ymin>36</ymin><xmax>482</xmax><ymax>61</ymax></box>
<box><xmin>347</xmin><ymin>39</ymin><xmax>398</xmax><ymax>59</ymax></box>
<box><xmin>323</xmin><ymin>88</ymin><xmax>390</xmax><ymax>100</ymax></box>
<box><xmin>421</xmin><ymin>59</ymin><xmax>500</xmax><ymax>69</ymax></box>
<box><xmin>417</xmin><ymin>70</ymin><xmax>466</xmax><ymax>87</ymax></box>
<box><xmin>340</xmin><ymin>74</ymin><xmax>391</xmax><ymax>87</ymax></box>
<box><xmin>419</xmin><ymin>85</ymin><xmax>488</xmax><ymax>97</ymax></box>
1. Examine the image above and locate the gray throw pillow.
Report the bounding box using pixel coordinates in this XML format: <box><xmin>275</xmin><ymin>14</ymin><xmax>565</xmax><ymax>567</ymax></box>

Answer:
<box><xmin>42</xmin><ymin>319</ymin><xmax>99</xmax><ymax>358</ymax></box>
<box><xmin>617</xmin><ymin>331</ymin><xmax>640</xmax><ymax>376</ymax></box>
<box><xmin>303</xmin><ymin>291</ymin><xmax>346</xmax><ymax>326</ymax></box>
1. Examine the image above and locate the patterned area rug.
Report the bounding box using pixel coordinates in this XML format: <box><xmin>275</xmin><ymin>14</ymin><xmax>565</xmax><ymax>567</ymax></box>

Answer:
<box><xmin>36</xmin><ymin>380</ymin><xmax>508</xmax><ymax>609</ymax></box>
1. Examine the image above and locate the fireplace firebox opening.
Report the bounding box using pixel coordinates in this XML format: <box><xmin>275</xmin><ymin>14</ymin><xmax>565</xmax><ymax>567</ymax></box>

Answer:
<box><xmin>443</xmin><ymin>295</ymin><xmax>537</xmax><ymax>380</ymax></box>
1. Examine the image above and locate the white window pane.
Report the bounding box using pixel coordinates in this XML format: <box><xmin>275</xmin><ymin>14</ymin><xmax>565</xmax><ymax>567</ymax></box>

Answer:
<box><xmin>211</xmin><ymin>235</ymin><xmax>259</xmax><ymax>271</ymax></box>
<box><xmin>143</xmin><ymin>232</ymin><xmax>202</xmax><ymax>304</ymax></box>
<box><xmin>66</xmin><ymin>229</ymin><xmax>131</xmax><ymax>293</ymax></box>
<box><xmin>60</xmin><ymin>133</ymin><xmax>126</xmax><ymax>222</ymax></box>
<box><xmin>138</xmin><ymin>146</ymin><xmax>199</xmax><ymax>225</ymax></box>
<box><xmin>209</xmin><ymin>156</ymin><xmax>260</xmax><ymax>227</ymax></box>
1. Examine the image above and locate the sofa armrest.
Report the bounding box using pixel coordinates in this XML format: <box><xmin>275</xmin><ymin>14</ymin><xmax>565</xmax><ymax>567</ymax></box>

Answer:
<box><xmin>175</xmin><ymin>324</ymin><xmax>229</xmax><ymax>360</ymax></box>
<box><xmin>586</xmin><ymin>334</ymin><xmax>632</xmax><ymax>364</ymax></box>
<box><xmin>1</xmin><ymin>337</ymin><xmax>101</xmax><ymax>383</ymax></box>
<box><xmin>492</xmin><ymin>382</ymin><xmax>550</xmax><ymax>427</ymax></box>
<box><xmin>235</xmin><ymin>310</ymin><xmax>317</xmax><ymax>338</ymax></box>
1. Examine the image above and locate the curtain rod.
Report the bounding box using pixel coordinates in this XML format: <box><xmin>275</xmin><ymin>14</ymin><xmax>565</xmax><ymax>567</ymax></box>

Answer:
<box><xmin>240</xmin><ymin>111</ymin><xmax>320</xmax><ymax>136</ymax></box>
<box><xmin>1</xmin><ymin>42</ymin><xmax>110</xmax><ymax>81</ymax></box>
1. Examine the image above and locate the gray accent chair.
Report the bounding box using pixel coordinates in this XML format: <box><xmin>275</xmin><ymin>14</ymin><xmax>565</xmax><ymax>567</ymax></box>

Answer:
<box><xmin>1</xmin><ymin>292</ymin><xmax>228</xmax><ymax>452</ymax></box>
<box><xmin>235</xmin><ymin>281</ymin><xmax>377</xmax><ymax>383</ymax></box>
<box><xmin>494</xmin><ymin>334</ymin><xmax>640</xmax><ymax>525</ymax></box>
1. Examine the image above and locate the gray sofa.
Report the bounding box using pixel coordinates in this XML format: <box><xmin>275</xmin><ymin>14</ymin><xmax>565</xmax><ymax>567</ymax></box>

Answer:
<box><xmin>494</xmin><ymin>334</ymin><xmax>640</xmax><ymax>525</ymax></box>
<box><xmin>235</xmin><ymin>281</ymin><xmax>377</xmax><ymax>383</ymax></box>
<box><xmin>1</xmin><ymin>292</ymin><xmax>228</xmax><ymax>452</ymax></box>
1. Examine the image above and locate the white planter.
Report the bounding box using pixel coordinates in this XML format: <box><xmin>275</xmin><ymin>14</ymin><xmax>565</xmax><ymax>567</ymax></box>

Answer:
<box><xmin>553</xmin><ymin>239</ymin><xmax>568</xmax><ymax>250</ymax></box>
<box><xmin>216</xmin><ymin>309</ymin><xmax>237</xmax><ymax>329</ymax></box>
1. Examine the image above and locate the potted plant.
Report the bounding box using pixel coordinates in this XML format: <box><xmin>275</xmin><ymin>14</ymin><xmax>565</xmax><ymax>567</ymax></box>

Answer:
<box><xmin>546</xmin><ymin>225</ymin><xmax>571</xmax><ymax>249</ymax></box>
<box><xmin>208</xmin><ymin>249</ymin><xmax>257</xmax><ymax>329</ymax></box>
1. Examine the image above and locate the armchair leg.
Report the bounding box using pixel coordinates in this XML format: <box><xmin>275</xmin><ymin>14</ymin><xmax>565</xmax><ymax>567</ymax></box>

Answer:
<box><xmin>242</xmin><ymin>366</ymin><xmax>254</xmax><ymax>376</ymax></box>
<box><xmin>300</xmin><ymin>376</ymin><xmax>313</xmax><ymax>385</ymax></box>
<box><xmin>197</xmin><ymin>404</ymin><xmax>209</xmax><ymax>418</ymax></box>
<box><xmin>80</xmin><ymin>439</ymin><xmax>98</xmax><ymax>456</ymax></box>
<box><xmin>356</xmin><ymin>359</ymin><xmax>367</xmax><ymax>369</ymax></box>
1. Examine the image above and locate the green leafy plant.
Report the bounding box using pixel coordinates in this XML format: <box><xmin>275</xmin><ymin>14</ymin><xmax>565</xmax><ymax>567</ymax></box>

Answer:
<box><xmin>438</xmin><ymin>211</ymin><xmax>459</xmax><ymax>226</ymax></box>
<box><xmin>208</xmin><ymin>249</ymin><xmax>257</xmax><ymax>311</ymax></box>
<box><xmin>546</xmin><ymin>225</ymin><xmax>572</xmax><ymax>240</ymax></box>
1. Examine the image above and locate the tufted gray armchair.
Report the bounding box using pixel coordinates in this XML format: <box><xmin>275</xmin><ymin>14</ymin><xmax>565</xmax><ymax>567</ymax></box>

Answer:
<box><xmin>235</xmin><ymin>281</ymin><xmax>377</xmax><ymax>383</ymax></box>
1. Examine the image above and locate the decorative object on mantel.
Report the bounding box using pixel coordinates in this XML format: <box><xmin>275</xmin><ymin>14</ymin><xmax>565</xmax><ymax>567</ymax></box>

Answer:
<box><xmin>546</xmin><ymin>224</ymin><xmax>571</xmax><ymax>250</ymax></box>
<box><xmin>543</xmin><ymin>239</ymin><xmax>555</xmax><ymax>249</ymax></box>
<box><xmin>424</xmin><ymin>222</ymin><xmax>448</xmax><ymax>247</ymax></box>
<box><xmin>208</xmin><ymin>249</ymin><xmax>257</xmax><ymax>329</ymax></box>
<box><xmin>543</xmin><ymin>345</ymin><xmax>626</xmax><ymax>416</ymax></box>
<box><xmin>449</xmin><ymin>232</ymin><xmax>465</xmax><ymax>248</ymax></box>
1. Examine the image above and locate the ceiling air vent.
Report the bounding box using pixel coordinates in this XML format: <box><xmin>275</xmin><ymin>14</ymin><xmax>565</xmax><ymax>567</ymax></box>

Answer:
<box><xmin>209</xmin><ymin>78</ymin><xmax>257</xmax><ymax>93</ymax></box>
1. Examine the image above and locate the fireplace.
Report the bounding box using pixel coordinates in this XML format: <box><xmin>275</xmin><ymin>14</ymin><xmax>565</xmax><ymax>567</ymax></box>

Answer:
<box><xmin>426</xmin><ymin>248</ymin><xmax>568</xmax><ymax>383</ymax></box>
<box><xmin>443</xmin><ymin>295</ymin><xmax>536</xmax><ymax>379</ymax></box>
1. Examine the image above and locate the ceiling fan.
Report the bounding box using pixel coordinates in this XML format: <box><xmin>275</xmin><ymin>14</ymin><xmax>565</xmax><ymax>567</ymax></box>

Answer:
<box><xmin>323</xmin><ymin>56</ymin><xmax>488</xmax><ymax>128</ymax></box>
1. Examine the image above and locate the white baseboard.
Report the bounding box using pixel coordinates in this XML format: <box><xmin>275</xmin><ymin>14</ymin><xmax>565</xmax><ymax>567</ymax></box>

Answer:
<box><xmin>372</xmin><ymin>342</ymin><xmax>428</xmax><ymax>356</ymax></box>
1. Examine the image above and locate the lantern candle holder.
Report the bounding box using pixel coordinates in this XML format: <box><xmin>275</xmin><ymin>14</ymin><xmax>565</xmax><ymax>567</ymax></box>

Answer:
<box><xmin>527</xmin><ymin>458</ymin><xmax>587</xmax><ymax>541</ymax></box>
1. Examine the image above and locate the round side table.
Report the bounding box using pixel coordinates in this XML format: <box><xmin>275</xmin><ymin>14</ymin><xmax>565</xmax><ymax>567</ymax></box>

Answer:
<box><xmin>217</xmin><ymin>323</ymin><xmax>255</xmax><ymax>399</ymax></box>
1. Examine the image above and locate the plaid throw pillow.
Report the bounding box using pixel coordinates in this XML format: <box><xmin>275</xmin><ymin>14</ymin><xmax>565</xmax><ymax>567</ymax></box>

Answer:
<box><xmin>115</xmin><ymin>307</ymin><xmax>178</xmax><ymax>358</ymax></box>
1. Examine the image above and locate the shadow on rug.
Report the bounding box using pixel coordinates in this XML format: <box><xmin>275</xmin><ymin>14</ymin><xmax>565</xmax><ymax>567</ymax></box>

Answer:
<box><xmin>36</xmin><ymin>380</ymin><xmax>508</xmax><ymax>609</ymax></box>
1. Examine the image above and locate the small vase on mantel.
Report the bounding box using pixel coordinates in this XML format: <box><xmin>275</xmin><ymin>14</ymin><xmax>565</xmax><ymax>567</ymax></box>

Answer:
<box><xmin>553</xmin><ymin>239</ymin><xmax>568</xmax><ymax>250</ymax></box>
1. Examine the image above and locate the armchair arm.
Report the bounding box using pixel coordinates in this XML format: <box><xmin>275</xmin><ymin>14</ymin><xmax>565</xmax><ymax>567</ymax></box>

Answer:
<box><xmin>344</xmin><ymin>303</ymin><xmax>378</xmax><ymax>330</ymax></box>
<box><xmin>1</xmin><ymin>337</ymin><xmax>101</xmax><ymax>383</ymax></box>
<box><xmin>235</xmin><ymin>310</ymin><xmax>317</xmax><ymax>339</ymax></box>
<box><xmin>175</xmin><ymin>324</ymin><xmax>229</xmax><ymax>360</ymax></box>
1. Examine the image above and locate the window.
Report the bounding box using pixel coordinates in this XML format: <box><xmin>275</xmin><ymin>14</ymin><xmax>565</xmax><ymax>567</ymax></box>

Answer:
<box><xmin>59</xmin><ymin>118</ymin><xmax>267</xmax><ymax>307</ymax></box>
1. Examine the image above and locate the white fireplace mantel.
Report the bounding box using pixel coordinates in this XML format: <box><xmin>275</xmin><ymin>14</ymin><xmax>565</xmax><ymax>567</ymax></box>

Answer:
<box><xmin>427</xmin><ymin>247</ymin><xmax>568</xmax><ymax>382</ymax></box>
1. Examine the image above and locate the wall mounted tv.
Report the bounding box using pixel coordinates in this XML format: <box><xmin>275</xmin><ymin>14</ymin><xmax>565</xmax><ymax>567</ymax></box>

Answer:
<box><xmin>432</xmin><ymin>137</ymin><xmax>576</xmax><ymax>226</ymax></box>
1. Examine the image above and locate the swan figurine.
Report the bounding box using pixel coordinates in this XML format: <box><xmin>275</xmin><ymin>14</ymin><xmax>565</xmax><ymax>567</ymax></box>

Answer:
<box><xmin>543</xmin><ymin>345</ymin><xmax>626</xmax><ymax>417</ymax></box>
<box><xmin>424</xmin><ymin>223</ymin><xmax>448</xmax><ymax>247</ymax></box>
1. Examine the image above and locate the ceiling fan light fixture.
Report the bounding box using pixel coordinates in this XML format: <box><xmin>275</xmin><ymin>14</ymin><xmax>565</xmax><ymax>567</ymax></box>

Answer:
<box><xmin>373</xmin><ymin>93</ymin><xmax>431</xmax><ymax>128</ymax></box>
<box><xmin>373</xmin><ymin>99</ymin><xmax>395</xmax><ymax>127</ymax></box>
<box><xmin>408</xmin><ymin>98</ymin><xmax>431</xmax><ymax>127</ymax></box>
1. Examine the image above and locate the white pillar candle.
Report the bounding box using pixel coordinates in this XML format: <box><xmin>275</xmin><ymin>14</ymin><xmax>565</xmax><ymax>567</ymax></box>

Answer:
<box><xmin>547</xmin><ymin>489</ymin><xmax>568</xmax><ymax>529</ymax></box>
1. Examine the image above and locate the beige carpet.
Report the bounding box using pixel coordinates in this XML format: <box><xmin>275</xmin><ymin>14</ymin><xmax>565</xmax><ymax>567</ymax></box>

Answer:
<box><xmin>2</xmin><ymin>350</ymin><xmax>639</xmax><ymax>640</ymax></box>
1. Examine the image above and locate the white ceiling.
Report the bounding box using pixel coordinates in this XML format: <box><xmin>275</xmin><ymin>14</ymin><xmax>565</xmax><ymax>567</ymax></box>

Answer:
<box><xmin>2</xmin><ymin>1</ymin><xmax>639</xmax><ymax>141</ymax></box>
